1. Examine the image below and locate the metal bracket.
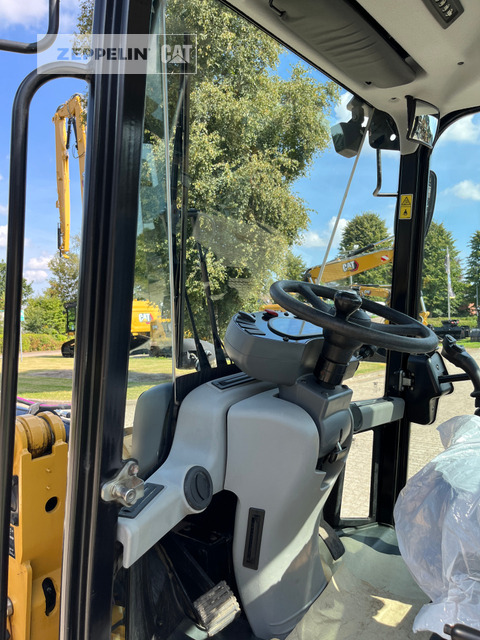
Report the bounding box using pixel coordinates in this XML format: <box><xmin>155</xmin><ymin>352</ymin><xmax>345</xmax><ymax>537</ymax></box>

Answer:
<box><xmin>101</xmin><ymin>460</ymin><xmax>145</xmax><ymax>508</ymax></box>
<box><xmin>395</xmin><ymin>369</ymin><xmax>414</xmax><ymax>391</ymax></box>
<box><xmin>269</xmin><ymin>0</ymin><xmax>286</xmax><ymax>17</ymax></box>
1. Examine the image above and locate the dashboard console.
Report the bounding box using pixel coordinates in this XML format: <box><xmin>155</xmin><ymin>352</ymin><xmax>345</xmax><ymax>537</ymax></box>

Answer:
<box><xmin>224</xmin><ymin>309</ymin><xmax>359</xmax><ymax>386</ymax></box>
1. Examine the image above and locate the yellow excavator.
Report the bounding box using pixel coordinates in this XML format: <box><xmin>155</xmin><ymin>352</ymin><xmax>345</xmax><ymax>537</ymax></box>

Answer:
<box><xmin>61</xmin><ymin>299</ymin><xmax>171</xmax><ymax>358</ymax></box>
<box><xmin>304</xmin><ymin>238</ymin><xmax>394</xmax><ymax>289</ymax></box>
<box><xmin>53</xmin><ymin>94</ymin><xmax>86</xmax><ymax>258</ymax></box>
<box><xmin>54</xmin><ymin>97</ymin><xmax>175</xmax><ymax>359</ymax></box>
<box><xmin>304</xmin><ymin>239</ymin><xmax>430</xmax><ymax>324</ymax></box>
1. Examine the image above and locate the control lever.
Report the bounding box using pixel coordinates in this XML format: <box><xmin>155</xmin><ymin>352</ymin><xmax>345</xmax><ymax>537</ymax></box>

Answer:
<box><xmin>445</xmin><ymin>623</ymin><xmax>480</xmax><ymax>640</ymax></box>
<box><xmin>441</xmin><ymin>335</ymin><xmax>480</xmax><ymax>416</ymax></box>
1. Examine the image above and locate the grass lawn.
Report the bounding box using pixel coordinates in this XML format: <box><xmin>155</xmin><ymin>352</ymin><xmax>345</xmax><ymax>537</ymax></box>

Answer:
<box><xmin>355</xmin><ymin>361</ymin><xmax>386</xmax><ymax>376</ymax></box>
<box><xmin>16</xmin><ymin>354</ymin><xmax>174</xmax><ymax>403</ymax></box>
<box><xmin>13</xmin><ymin>342</ymin><xmax>480</xmax><ymax>403</ymax></box>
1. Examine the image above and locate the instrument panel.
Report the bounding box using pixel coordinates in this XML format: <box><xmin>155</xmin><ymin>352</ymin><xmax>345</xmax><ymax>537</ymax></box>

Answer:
<box><xmin>224</xmin><ymin>309</ymin><xmax>358</xmax><ymax>386</ymax></box>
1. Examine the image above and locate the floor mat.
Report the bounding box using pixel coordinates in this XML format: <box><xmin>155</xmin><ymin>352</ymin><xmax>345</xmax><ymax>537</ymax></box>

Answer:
<box><xmin>287</xmin><ymin>533</ymin><xmax>431</xmax><ymax>640</ymax></box>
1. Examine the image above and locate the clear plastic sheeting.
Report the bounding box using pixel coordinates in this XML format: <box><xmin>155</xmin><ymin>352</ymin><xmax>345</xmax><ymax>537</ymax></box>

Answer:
<box><xmin>394</xmin><ymin>415</ymin><xmax>480</xmax><ymax>638</ymax></box>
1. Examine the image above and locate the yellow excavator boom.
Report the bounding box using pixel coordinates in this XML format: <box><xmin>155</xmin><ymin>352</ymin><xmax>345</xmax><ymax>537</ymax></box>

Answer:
<box><xmin>53</xmin><ymin>94</ymin><xmax>86</xmax><ymax>257</ymax></box>
<box><xmin>352</xmin><ymin>284</ymin><xmax>391</xmax><ymax>300</ymax></box>
<box><xmin>305</xmin><ymin>246</ymin><xmax>394</xmax><ymax>284</ymax></box>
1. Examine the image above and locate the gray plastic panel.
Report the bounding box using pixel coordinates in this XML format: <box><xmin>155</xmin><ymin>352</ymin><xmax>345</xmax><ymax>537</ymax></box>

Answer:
<box><xmin>225</xmin><ymin>390</ymin><xmax>346</xmax><ymax>639</ymax></box>
<box><xmin>132</xmin><ymin>383</ymin><xmax>173</xmax><ymax>477</ymax></box>
<box><xmin>118</xmin><ymin>375</ymin><xmax>273</xmax><ymax>567</ymax></box>
<box><xmin>224</xmin><ymin>312</ymin><xmax>358</xmax><ymax>386</ymax></box>
<box><xmin>350</xmin><ymin>397</ymin><xmax>405</xmax><ymax>433</ymax></box>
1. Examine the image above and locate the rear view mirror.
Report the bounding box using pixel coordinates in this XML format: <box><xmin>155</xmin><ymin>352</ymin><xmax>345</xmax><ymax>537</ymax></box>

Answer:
<box><xmin>407</xmin><ymin>98</ymin><xmax>439</xmax><ymax>148</ymax></box>
<box><xmin>331</xmin><ymin>97</ymin><xmax>366</xmax><ymax>158</ymax></box>
<box><xmin>331</xmin><ymin>121</ymin><xmax>364</xmax><ymax>158</ymax></box>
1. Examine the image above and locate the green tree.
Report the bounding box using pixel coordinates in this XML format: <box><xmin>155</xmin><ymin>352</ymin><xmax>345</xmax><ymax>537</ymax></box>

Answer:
<box><xmin>282</xmin><ymin>252</ymin><xmax>308</xmax><ymax>282</ymax></box>
<box><xmin>77</xmin><ymin>0</ymin><xmax>339</xmax><ymax>335</ymax></box>
<box><xmin>24</xmin><ymin>294</ymin><xmax>66</xmax><ymax>334</ymax></box>
<box><xmin>422</xmin><ymin>222</ymin><xmax>465</xmax><ymax>316</ymax></box>
<box><xmin>0</xmin><ymin>260</ymin><xmax>33</xmax><ymax>308</ymax></box>
<box><xmin>338</xmin><ymin>212</ymin><xmax>391</xmax><ymax>285</ymax></box>
<box><xmin>47</xmin><ymin>239</ymin><xmax>80</xmax><ymax>306</ymax></box>
<box><xmin>465</xmin><ymin>230</ymin><xmax>480</xmax><ymax>306</ymax></box>
<box><xmin>76</xmin><ymin>0</ymin><xmax>93</xmax><ymax>37</ymax></box>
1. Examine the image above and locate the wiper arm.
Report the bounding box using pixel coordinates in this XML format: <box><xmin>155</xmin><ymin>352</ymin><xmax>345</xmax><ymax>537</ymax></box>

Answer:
<box><xmin>194</xmin><ymin>229</ymin><xmax>228</xmax><ymax>367</ymax></box>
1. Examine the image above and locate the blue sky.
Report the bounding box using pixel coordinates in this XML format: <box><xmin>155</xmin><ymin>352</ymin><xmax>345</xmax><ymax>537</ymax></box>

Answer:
<box><xmin>0</xmin><ymin>1</ymin><xmax>478</xmax><ymax>299</ymax></box>
<box><xmin>0</xmin><ymin>1</ymin><xmax>87</xmax><ymax>292</ymax></box>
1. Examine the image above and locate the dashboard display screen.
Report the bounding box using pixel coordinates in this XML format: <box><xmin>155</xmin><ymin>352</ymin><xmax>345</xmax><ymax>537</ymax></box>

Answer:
<box><xmin>268</xmin><ymin>316</ymin><xmax>324</xmax><ymax>340</ymax></box>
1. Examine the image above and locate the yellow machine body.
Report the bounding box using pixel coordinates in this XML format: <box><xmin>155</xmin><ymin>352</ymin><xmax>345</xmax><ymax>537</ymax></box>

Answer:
<box><xmin>306</xmin><ymin>247</ymin><xmax>394</xmax><ymax>285</ymax></box>
<box><xmin>53</xmin><ymin>94</ymin><xmax>86</xmax><ymax>258</ymax></box>
<box><xmin>8</xmin><ymin>413</ymin><xmax>68</xmax><ymax>639</ymax></box>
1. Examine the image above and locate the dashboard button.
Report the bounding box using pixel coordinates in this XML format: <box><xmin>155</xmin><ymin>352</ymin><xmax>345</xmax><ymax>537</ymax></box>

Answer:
<box><xmin>237</xmin><ymin>311</ymin><xmax>256</xmax><ymax>323</ymax></box>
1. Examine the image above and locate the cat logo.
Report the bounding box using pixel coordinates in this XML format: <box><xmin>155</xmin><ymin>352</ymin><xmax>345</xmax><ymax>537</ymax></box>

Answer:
<box><xmin>342</xmin><ymin>260</ymin><xmax>359</xmax><ymax>273</ymax></box>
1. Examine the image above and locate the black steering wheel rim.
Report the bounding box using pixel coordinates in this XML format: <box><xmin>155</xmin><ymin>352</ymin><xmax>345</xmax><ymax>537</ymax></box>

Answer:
<box><xmin>270</xmin><ymin>280</ymin><xmax>438</xmax><ymax>354</ymax></box>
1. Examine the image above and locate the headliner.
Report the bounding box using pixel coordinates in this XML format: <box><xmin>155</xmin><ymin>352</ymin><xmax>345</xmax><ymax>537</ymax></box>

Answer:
<box><xmin>220</xmin><ymin>0</ymin><xmax>480</xmax><ymax>152</ymax></box>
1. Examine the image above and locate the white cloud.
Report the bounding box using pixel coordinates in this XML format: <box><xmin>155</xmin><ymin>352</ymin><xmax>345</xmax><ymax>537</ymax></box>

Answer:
<box><xmin>58</xmin><ymin>0</ymin><xmax>82</xmax><ymax>32</ymax></box>
<box><xmin>0</xmin><ymin>174</ymin><xmax>3</xmax><ymax>181</ymax></box>
<box><xmin>0</xmin><ymin>205</ymin><xmax>7</xmax><ymax>216</ymax></box>
<box><xmin>24</xmin><ymin>269</ymin><xmax>48</xmax><ymax>283</ymax></box>
<box><xmin>0</xmin><ymin>226</ymin><xmax>7</xmax><ymax>247</ymax></box>
<box><xmin>327</xmin><ymin>217</ymin><xmax>348</xmax><ymax>248</ymax></box>
<box><xmin>439</xmin><ymin>115</ymin><xmax>480</xmax><ymax>144</ymax></box>
<box><xmin>334</xmin><ymin>92</ymin><xmax>354</xmax><ymax>123</ymax></box>
<box><xmin>302</xmin><ymin>231</ymin><xmax>327</xmax><ymax>248</ymax></box>
<box><xmin>26</xmin><ymin>255</ymin><xmax>53</xmax><ymax>270</ymax></box>
<box><xmin>0</xmin><ymin>0</ymin><xmax>80</xmax><ymax>33</ymax></box>
<box><xmin>23</xmin><ymin>254</ymin><xmax>53</xmax><ymax>285</ymax></box>
<box><xmin>300</xmin><ymin>217</ymin><xmax>348</xmax><ymax>250</ymax></box>
<box><xmin>443</xmin><ymin>179</ymin><xmax>480</xmax><ymax>201</ymax></box>
<box><xmin>0</xmin><ymin>0</ymin><xmax>48</xmax><ymax>28</ymax></box>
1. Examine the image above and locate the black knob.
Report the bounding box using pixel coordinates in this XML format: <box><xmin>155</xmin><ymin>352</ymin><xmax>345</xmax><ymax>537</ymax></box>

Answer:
<box><xmin>333</xmin><ymin>290</ymin><xmax>362</xmax><ymax>320</ymax></box>
<box><xmin>184</xmin><ymin>466</ymin><xmax>213</xmax><ymax>510</ymax></box>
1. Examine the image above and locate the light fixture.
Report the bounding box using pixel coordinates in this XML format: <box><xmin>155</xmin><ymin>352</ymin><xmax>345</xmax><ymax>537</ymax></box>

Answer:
<box><xmin>422</xmin><ymin>0</ymin><xmax>464</xmax><ymax>28</ymax></box>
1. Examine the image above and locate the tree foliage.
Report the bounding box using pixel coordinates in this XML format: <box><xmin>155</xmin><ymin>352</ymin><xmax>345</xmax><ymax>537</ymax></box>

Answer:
<box><xmin>282</xmin><ymin>252</ymin><xmax>308</xmax><ymax>282</ymax></box>
<box><xmin>465</xmin><ymin>230</ymin><xmax>480</xmax><ymax>305</ymax></box>
<box><xmin>338</xmin><ymin>212</ymin><xmax>391</xmax><ymax>286</ymax></box>
<box><xmin>0</xmin><ymin>260</ymin><xmax>33</xmax><ymax>308</ymax></box>
<box><xmin>77</xmin><ymin>0</ymin><xmax>339</xmax><ymax>336</ymax></box>
<box><xmin>47</xmin><ymin>239</ymin><xmax>80</xmax><ymax>306</ymax></box>
<box><xmin>24</xmin><ymin>294</ymin><xmax>66</xmax><ymax>335</ymax></box>
<box><xmin>422</xmin><ymin>222</ymin><xmax>465</xmax><ymax>316</ymax></box>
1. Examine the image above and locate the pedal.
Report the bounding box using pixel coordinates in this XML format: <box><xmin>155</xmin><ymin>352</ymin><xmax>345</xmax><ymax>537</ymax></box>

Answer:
<box><xmin>193</xmin><ymin>581</ymin><xmax>241</xmax><ymax>636</ymax></box>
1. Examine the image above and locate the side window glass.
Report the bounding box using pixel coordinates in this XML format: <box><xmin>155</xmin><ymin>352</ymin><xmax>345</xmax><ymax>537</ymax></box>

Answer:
<box><xmin>407</xmin><ymin>113</ymin><xmax>480</xmax><ymax>478</ymax></box>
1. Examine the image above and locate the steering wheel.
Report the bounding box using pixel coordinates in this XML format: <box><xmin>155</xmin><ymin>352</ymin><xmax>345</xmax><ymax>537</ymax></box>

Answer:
<box><xmin>270</xmin><ymin>280</ymin><xmax>438</xmax><ymax>354</ymax></box>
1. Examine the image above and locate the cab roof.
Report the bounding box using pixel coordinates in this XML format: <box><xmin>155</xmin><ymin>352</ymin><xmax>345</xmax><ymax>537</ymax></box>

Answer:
<box><xmin>222</xmin><ymin>0</ymin><xmax>480</xmax><ymax>151</ymax></box>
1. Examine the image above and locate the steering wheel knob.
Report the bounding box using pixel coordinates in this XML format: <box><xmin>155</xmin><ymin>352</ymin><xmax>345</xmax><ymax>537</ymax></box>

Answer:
<box><xmin>334</xmin><ymin>290</ymin><xmax>362</xmax><ymax>320</ymax></box>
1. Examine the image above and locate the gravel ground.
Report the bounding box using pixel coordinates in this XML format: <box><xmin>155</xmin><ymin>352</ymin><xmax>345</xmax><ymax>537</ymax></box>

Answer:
<box><xmin>341</xmin><ymin>348</ymin><xmax>480</xmax><ymax>517</ymax></box>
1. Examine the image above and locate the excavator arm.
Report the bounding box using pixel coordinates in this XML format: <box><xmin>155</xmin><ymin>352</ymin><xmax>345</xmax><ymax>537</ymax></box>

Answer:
<box><xmin>305</xmin><ymin>245</ymin><xmax>394</xmax><ymax>284</ymax></box>
<box><xmin>52</xmin><ymin>94</ymin><xmax>86</xmax><ymax>257</ymax></box>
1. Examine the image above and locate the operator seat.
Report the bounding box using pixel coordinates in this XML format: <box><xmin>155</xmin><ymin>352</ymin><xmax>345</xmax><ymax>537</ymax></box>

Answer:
<box><xmin>132</xmin><ymin>382</ymin><xmax>173</xmax><ymax>478</ymax></box>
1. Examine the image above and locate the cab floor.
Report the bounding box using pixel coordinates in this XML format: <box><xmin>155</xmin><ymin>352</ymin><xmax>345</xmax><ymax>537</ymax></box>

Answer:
<box><xmin>287</xmin><ymin>524</ymin><xmax>431</xmax><ymax>640</ymax></box>
<box><xmin>172</xmin><ymin>524</ymin><xmax>430</xmax><ymax>640</ymax></box>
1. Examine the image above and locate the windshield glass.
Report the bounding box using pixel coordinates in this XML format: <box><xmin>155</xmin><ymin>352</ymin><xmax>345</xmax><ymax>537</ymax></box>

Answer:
<box><xmin>142</xmin><ymin>0</ymin><xmax>399</xmax><ymax>388</ymax></box>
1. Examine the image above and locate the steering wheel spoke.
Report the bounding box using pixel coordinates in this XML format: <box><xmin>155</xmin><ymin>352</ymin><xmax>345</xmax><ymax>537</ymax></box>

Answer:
<box><xmin>296</xmin><ymin>283</ymin><xmax>331</xmax><ymax>313</ymax></box>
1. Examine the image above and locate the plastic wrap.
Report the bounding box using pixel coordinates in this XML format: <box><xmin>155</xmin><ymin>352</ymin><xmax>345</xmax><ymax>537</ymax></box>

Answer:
<box><xmin>394</xmin><ymin>415</ymin><xmax>480</xmax><ymax>638</ymax></box>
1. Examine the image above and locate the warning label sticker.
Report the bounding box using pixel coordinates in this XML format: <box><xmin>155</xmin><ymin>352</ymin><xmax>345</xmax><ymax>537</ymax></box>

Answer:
<box><xmin>400</xmin><ymin>194</ymin><xmax>413</xmax><ymax>219</ymax></box>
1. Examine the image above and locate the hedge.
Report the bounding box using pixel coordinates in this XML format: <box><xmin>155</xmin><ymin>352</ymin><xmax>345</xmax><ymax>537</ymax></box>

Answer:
<box><xmin>0</xmin><ymin>333</ymin><xmax>67</xmax><ymax>353</ymax></box>
<box><xmin>427</xmin><ymin>316</ymin><xmax>478</xmax><ymax>328</ymax></box>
